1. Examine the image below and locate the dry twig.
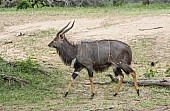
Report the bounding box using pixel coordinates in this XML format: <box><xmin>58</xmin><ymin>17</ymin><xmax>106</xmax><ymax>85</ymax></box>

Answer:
<box><xmin>0</xmin><ymin>74</ymin><xmax>29</xmax><ymax>85</ymax></box>
<box><xmin>139</xmin><ymin>27</ymin><xmax>163</xmax><ymax>31</ymax></box>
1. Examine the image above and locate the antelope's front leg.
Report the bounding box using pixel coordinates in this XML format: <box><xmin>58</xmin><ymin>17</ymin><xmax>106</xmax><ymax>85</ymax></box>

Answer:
<box><xmin>64</xmin><ymin>64</ymin><xmax>83</xmax><ymax>98</ymax></box>
<box><xmin>64</xmin><ymin>72</ymin><xmax>78</xmax><ymax>98</ymax></box>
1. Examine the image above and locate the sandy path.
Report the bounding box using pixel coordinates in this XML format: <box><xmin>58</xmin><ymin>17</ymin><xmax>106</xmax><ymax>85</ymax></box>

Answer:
<box><xmin>0</xmin><ymin>15</ymin><xmax>170</xmax><ymax>42</ymax></box>
<box><xmin>0</xmin><ymin>14</ymin><xmax>170</xmax><ymax>65</ymax></box>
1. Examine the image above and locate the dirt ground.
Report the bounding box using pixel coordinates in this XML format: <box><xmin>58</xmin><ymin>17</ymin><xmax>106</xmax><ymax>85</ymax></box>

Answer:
<box><xmin>0</xmin><ymin>14</ymin><xmax>170</xmax><ymax>69</ymax></box>
<box><xmin>0</xmin><ymin>13</ymin><xmax>170</xmax><ymax>110</ymax></box>
<box><xmin>1</xmin><ymin>15</ymin><xmax>170</xmax><ymax>41</ymax></box>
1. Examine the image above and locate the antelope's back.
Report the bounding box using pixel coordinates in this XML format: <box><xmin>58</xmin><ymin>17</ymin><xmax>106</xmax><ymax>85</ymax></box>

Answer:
<box><xmin>76</xmin><ymin>40</ymin><xmax>132</xmax><ymax>65</ymax></box>
<box><xmin>109</xmin><ymin>40</ymin><xmax>132</xmax><ymax>65</ymax></box>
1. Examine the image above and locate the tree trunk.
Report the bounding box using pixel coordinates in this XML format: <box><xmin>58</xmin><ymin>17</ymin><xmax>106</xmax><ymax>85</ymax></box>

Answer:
<box><xmin>142</xmin><ymin>0</ymin><xmax>149</xmax><ymax>5</ymax></box>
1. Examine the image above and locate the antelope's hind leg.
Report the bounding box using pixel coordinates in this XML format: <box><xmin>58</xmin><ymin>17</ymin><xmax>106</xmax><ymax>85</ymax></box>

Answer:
<box><xmin>113</xmin><ymin>67</ymin><xmax>124</xmax><ymax>96</ymax></box>
<box><xmin>87</xmin><ymin>67</ymin><xmax>95</xmax><ymax>99</ymax></box>
<box><xmin>119</xmin><ymin>63</ymin><xmax>139</xmax><ymax>96</ymax></box>
<box><xmin>131</xmin><ymin>71</ymin><xmax>139</xmax><ymax>96</ymax></box>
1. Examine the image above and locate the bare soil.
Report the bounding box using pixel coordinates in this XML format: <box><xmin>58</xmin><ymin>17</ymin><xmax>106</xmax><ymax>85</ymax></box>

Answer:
<box><xmin>1</xmin><ymin>14</ymin><xmax>170</xmax><ymax>70</ymax></box>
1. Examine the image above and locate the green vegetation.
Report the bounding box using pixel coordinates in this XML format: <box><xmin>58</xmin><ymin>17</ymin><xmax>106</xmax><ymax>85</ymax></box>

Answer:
<box><xmin>15</xmin><ymin>57</ymin><xmax>39</xmax><ymax>73</ymax></box>
<box><xmin>144</xmin><ymin>67</ymin><xmax>158</xmax><ymax>79</ymax></box>
<box><xmin>0</xmin><ymin>3</ymin><xmax>170</xmax><ymax>16</ymax></box>
<box><xmin>0</xmin><ymin>56</ymin><xmax>169</xmax><ymax>110</ymax></box>
<box><xmin>165</xmin><ymin>68</ymin><xmax>170</xmax><ymax>77</ymax></box>
<box><xmin>17</xmin><ymin>0</ymin><xmax>32</xmax><ymax>9</ymax></box>
<box><xmin>0</xmin><ymin>58</ymin><xmax>65</xmax><ymax>106</ymax></box>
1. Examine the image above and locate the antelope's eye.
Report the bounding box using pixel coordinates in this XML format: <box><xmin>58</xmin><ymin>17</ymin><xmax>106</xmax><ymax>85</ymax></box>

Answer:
<box><xmin>59</xmin><ymin>34</ymin><xmax>64</xmax><ymax>40</ymax></box>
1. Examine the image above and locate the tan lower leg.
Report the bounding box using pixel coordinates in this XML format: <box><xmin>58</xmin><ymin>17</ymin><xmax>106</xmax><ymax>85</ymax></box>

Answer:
<box><xmin>89</xmin><ymin>77</ymin><xmax>95</xmax><ymax>95</ymax></box>
<box><xmin>114</xmin><ymin>75</ymin><xmax>124</xmax><ymax>96</ymax></box>
<box><xmin>131</xmin><ymin>71</ymin><xmax>139</xmax><ymax>95</ymax></box>
<box><xmin>66</xmin><ymin>77</ymin><xmax>74</xmax><ymax>93</ymax></box>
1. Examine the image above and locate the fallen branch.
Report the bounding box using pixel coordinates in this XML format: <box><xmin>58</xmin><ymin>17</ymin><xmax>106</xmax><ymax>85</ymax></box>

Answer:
<box><xmin>123</xmin><ymin>79</ymin><xmax>170</xmax><ymax>88</ymax></box>
<box><xmin>153</xmin><ymin>90</ymin><xmax>170</xmax><ymax>94</ymax></box>
<box><xmin>0</xmin><ymin>74</ymin><xmax>29</xmax><ymax>85</ymax></box>
<box><xmin>86</xmin><ymin>106</ymin><xmax>114</xmax><ymax>111</ymax></box>
<box><xmin>139</xmin><ymin>27</ymin><xmax>163</xmax><ymax>31</ymax></box>
<box><xmin>85</xmin><ymin>81</ymin><xmax>112</xmax><ymax>85</ymax></box>
<box><xmin>85</xmin><ymin>74</ymin><xmax>170</xmax><ymax>88</ymax></box>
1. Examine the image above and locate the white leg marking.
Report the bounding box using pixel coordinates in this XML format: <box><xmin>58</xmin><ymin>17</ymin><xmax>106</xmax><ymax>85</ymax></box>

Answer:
<box><xmin>71</xmin><ymin>58</ymin><xmax>76</xmax><ymax>67</ymax></box>
<box><xmin>117</xmin><ymin>75</ymin><xmax>123</xmax><ymax>81</ymax></box>
<box><xmin>74</xmin><ymin>72</ymin><xmax>79</xmax><ymax>75</ymax></box>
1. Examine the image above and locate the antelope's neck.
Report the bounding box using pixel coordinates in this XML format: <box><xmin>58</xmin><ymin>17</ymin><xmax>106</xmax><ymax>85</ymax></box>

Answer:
<box><xmin>58</xmin><ymin>39</ymin><xmax>77</xmax><ymax>66</ymax></box>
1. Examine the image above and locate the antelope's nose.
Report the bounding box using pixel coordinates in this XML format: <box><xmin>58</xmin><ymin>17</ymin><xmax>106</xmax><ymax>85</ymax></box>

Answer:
<box><xmin>48</xmin><ymin>41</ymin><xmax>53</xmax><ymax>47</ymax></box>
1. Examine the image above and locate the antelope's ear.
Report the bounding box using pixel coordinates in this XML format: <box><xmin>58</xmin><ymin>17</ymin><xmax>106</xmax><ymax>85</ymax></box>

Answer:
<box><xmin>59</xmin><ymin>34</ymin><xmax>65</xmax><ymax>40</ymax></box>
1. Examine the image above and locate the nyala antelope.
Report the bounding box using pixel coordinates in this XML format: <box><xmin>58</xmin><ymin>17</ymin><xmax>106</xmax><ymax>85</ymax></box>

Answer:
<box><xmin>48</xmin><ymin>21</ymin><xmax>139</xmax><ymax>98</ymax></box>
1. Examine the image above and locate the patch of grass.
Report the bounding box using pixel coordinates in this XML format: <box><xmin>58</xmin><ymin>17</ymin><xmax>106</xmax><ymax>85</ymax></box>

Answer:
<box><xmin>139</xmin><ymin>86</ymin><xmax>170</xmax><ymax>108</ymax></box>
<box><xmin>1</xmin><ymin>57</ymin><xmax>170</xmax><ymax>110</ymax></box>
<box><xmin>144</xmin><ymin>68</ymin><xmax>158</xmax><ymax>79</ymax></box>
<box><xmin>165</xmin><ymin>68</ymin><xmax>170</xmax><ymax>77</ymax></box>
<box><xmin>15</xmin><ymin>57</ymin><xmax>39</xmax><ymax>73</ymax></box>
<box><xmin>130</xmin><ymin>37</ymin><xmax>156</xmax><ymax>65</ymax></box>
<box><xmin>0</xmin><ymin>57</ymin><xmax>65</xmax><ymax>106</ymax></box>
<box><xmin>0</xmin><ymin>3</ymin><xmax>170</xmax><ymax>16</ymax></box>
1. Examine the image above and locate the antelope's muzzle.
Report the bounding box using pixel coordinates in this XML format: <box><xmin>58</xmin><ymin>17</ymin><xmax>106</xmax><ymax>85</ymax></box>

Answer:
<box><xmin>48</xmin><ymin>41</ymin><xmax>54</xmax><ymax>48</ymax></box>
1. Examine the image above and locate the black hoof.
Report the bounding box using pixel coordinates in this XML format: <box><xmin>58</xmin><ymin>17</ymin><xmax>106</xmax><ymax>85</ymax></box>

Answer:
<box><xmin>113</xmin><ymin>93</ymin><xmax>117</xmax><ymax>96</ymax></box>
<box><xmin>91</xmin><ymin>93</ymin><xmax>94</xmax><ymax>98</ymax></box>
<box><xmin>64</xmin><ymin>92</ymin><xmax>68</xmax><ymax>98</ymax></box>
<box><xmin>89</xmin><ymin>93</ymin><xmax>95</xmax><ymax>99</ymax></box>
<box><xmin>137</xmin><ymin>89</ymin><xmax>139</xmax><ymax>96</ymax></box>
